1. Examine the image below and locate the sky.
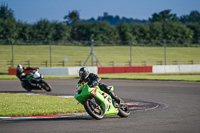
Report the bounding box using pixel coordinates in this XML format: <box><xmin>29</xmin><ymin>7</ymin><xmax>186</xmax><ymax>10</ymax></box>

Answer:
<box><xmin>2</xmin><ymin>0</ymin><xmax>200</xmax><ymax>23</ymax></box>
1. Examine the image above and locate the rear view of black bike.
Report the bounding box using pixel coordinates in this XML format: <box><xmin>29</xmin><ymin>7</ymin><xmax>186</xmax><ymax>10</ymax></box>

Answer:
<box><xmin>18</xmin><ymin>70</ymin><xmax>52</xmax><ymax>92</ymax></box>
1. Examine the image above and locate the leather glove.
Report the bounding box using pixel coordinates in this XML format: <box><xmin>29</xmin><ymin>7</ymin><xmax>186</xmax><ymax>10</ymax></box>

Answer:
<box><xmin>90</xmin><ymin>80</ymin><xmax>98</xmax><ymax>87</ymax></box>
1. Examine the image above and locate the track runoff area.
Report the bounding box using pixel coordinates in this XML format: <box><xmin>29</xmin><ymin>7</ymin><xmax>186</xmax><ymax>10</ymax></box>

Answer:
<box><xmin>4</xmin><ymin>64</ymin><xmax>200</xmax><ymax>120</ymax></box>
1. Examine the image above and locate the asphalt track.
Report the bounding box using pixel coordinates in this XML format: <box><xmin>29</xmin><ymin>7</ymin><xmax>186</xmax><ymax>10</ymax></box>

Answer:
<box><xmin>0</xmin><ymin>79</ymin><xmax>200</xmax><ymax>133</ymax></box>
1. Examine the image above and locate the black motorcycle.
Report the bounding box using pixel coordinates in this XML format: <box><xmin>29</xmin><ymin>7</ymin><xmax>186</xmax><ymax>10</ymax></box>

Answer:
<box><xmin>20</xmin><ymin>70</ymin><xmax>52</xmax><ymax>92</ymax></box>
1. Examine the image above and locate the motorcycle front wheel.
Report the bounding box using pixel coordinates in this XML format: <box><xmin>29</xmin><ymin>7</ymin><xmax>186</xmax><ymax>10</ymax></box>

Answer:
<box><xmin>42</xmin><ymin>81</ymin><xmax>52</xmax><ymax>92</ymax></box>
<box><xmin>84</xmin><ymin>98</ymin><xmax>104</xmax><ymax>120</ymax></box>
<box><xmin>22</xmin><ymin>82</ymin><xmax>32</xmax><ymax>92</ymax></box>
<box><xmin>117</xmin><ymin>104</ymin><xmax>130</xmax><ymax>117</ymax></box>
<box><xmin>24</xmin><ymin>86</ymin><xmax>32</xmax><ymax>92</ymax></box>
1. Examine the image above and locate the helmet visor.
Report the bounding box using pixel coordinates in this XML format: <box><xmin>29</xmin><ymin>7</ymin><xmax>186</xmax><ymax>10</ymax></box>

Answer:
<box><xmin>79</xmin><ymin>70</ymin><xmax>89</xmax><ymax>79</ymax></box>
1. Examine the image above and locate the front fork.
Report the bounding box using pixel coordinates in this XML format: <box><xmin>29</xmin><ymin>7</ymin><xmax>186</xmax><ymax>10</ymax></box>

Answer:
<box><xmin>89</xmin><ymin>98</ymin><xmax>103</xmax><ymax>113</ymax></box>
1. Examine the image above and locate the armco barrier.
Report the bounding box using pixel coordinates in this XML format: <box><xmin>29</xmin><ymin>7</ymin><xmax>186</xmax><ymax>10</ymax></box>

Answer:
<box><xmin>98</xmin><ymin>66</ymin><xmax>152</xmax><ymax>74</ymax></box>
<box><xmin>68</xmin><ymin>67</ymin><xmax>98</xmax><ymax>75</ymax></box>
<box><xmin>39</xmin><ymin>67</ymin><xmax>68</xmax><ymax>75</ymax></box>
<box><xmin>9</xmin><ymin>66</ymin><xmax>151</xmax><ymax>75</ymax></box>
<box><xmin>8</xmin><ymin>68</ymin><xmax>16</xmax><ymax>75</ymax></box>
<box><xmin>152</xmin><ymin>65</ymin><xmax>200</xmax><ymax>73</ymax></box>
<box><xmin>8</xmin><ymin>68</ymin><xmax>38</xmax><ymax>75</ymax></box>
<box><xmin>39</xmin><ymin>67</ymin><xmax>98</xmax><ymax>75</ymax></box>
<box><xmin>8</xmin><ymin>65</ymin><xmax>200</xmax><ymax>75</ymax></box>
<box><xmin>9</xmin><ymin>67</ymin><xmax>98</xmax><ymax>75</ymax></box>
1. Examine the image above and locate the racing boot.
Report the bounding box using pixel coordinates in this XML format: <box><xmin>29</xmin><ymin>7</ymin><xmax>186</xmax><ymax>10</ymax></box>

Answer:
<box><xmin>109</xmin><ymin>91</ymin><xmax>124</xmax><ymax>105</ymax></box>
<box><xmin>37</xmin><ymin>83</ymin><xmax>42</xmax><ymax>88</ymax></box>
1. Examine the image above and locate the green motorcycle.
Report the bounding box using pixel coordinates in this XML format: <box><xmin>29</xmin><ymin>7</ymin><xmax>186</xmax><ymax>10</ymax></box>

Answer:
<box><xmin>74</xmin><ymin>82</ymin><xmax>130</xmax><ymax>120</ymax></box>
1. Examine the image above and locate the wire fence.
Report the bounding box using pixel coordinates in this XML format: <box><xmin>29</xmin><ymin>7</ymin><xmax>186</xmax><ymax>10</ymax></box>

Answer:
<box><xmin>0</xmin><ymin>40</ymin><xmax>200</xmax><ymax>74</ymax></box>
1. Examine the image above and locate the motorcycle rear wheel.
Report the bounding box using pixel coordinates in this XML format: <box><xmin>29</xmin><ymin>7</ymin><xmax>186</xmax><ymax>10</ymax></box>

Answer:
<box><xmin>42</xmin><ymin>81</ymin><xmax>52</xmax><ymax>92</ymax></box>
<box><xmin>117</xmin><ymin>104</ymin><xmax>130</xmax><ymax>117</ymax></box>
<box><xmin>84</xmin><ymin>99</ymin><xmax>104</xmax><ymax>120</ymax></box>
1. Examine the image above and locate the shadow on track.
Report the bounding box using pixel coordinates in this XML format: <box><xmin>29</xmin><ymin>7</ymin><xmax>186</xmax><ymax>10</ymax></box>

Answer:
<box><xmin>8</xmin><ymin>115</ymin><xmax>125</xmax><ymax>122</ymax></box>
<box><xmin>0</xmin><ymin>91</ymin><xmax>48</xmax><ymax>94</ymax></box>
<box><xmin>0</xmin><ymin>91</ymin><xmax>32</xmax><ymax>93</ymax></box>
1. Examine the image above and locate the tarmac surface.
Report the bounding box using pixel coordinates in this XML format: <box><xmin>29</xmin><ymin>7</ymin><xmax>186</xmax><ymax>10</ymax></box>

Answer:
<box><xmin>0</xmin><ymin>79</ymin><xmax>200</xmax><ymax>133</ymax></box>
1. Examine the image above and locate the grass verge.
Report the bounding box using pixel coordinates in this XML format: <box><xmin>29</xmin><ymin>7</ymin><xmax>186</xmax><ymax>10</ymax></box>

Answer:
<box><xmin>99</xmin><ymin>72</ymin><xmax>200</xmax><ymax>82</ymax></box>
<box><xmin>0</xmin><ymin>93</ymin><xmax>85</xmax><ymax>117</ymax></box>
<box><xmin>0</xmin><ymin>72</ymin><xmax>200</xmax><ymax>81</ymax></box>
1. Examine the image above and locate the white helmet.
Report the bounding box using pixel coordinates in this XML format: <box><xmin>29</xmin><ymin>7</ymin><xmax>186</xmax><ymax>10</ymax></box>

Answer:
<box><xmin>16</xmin><ymin>64</ymin><xmax>23</xmax><ymax>72</ymax></box>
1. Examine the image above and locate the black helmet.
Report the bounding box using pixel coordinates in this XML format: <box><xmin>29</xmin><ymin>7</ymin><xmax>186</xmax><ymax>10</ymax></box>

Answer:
<box><xmin>79</xmin><ymin>67</ymin><xmax>89</xmax><ymax>79</ymax></box>
<box><xmin>16</xmin><ymin>64</ymin><xmax>23</xmax><ymax>72</ymax></box>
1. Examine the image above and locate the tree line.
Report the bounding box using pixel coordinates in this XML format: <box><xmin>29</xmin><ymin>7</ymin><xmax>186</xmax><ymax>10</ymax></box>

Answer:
<box><xmin>0</xmin><ymin>3</ymin><xmax>200</xmax><ymax>46</ymax></box>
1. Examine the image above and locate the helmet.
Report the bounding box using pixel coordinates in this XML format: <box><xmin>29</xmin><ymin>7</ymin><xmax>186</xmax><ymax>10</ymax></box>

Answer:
<box><xmin>79</xmin><ymin>67</ymin><xmax>89</xmax><ymax>80</ymax></box>
<box><xmin>16</xmin><ymin>64</ymin><xmax>23</xmax><ymax>72</ymax></box>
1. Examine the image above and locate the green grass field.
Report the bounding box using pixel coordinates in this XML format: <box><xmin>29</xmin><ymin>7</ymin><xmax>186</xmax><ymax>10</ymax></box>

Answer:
<box><xmin>100</xmin><ymin>73</ymin><xmax>200</xmax><ymax>82</ymax></box>
<box><xmin>0</xmin><ymin>45</ymin><xmax>200</xmax><ymax>73</ymax></box>
<box><xmin>0</xmin><ymin>93</ymin><xmax>85</xmax><ymax>117</ymax></box>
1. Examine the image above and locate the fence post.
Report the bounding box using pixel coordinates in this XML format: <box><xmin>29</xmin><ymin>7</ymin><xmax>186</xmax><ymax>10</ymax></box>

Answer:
<box><xmin>45</xmin><ymin>61</ymin><xmax>48</xmax><ymax>67</ymax></box>
<box><xmin>164</xmin><ymin>40</ymin><xmax>167</xmax><ymax>65</ymax></box>
<box><xmin>28</xmin><ymin>60</ymin><xmax>30</xmax><ymax>67</ymax></box>
<box><xmin>49</xmin><ymin>41</ymin><xmax>52</xmax><ymax>67</ymax></box>
<box><xmin>76</xmin><ymin>61</ymin><xmax>82</xmax><ymax>66</ymax></box>
<box><xmin>189</xmin><ymin>60</ymin><xmax>194</xmax><ymax>64</ymax></box>
<box><xmin>173</xmin><ymin>60</ymin><xmax>178</xmax><ymax>65</ymax></box>
<box><xmin>62</xmin><ymin>61</ymin><xmax>65</xmax><ymax>67</ymax></box>
<box><xmin>79</xmin><ymin>61</ymin><xmax>82</xmax><ymax>66</ymax></box>
<box><xmin>78</xmin><ymin>61</ymin><xmax>82</xmax><ymax>66</ymax></box>
<box><xmin>157</xmin><ymin>61</ymin><xmax>163</xmax><ymax>65</ymax></box>
<box><xmin>11</xmin><ymin>41</ymin><xmax>14</xmax><ymax>68</ymax></box>
<box><xmin>141</xmin><ymin>61</ymin><xmax>146</xmax><ymax>66</ymax></box>
<box><xmin>110</xmin><ymin>61</ymin><xmax>114</xmax><ymax>67</ymax></box>
<box><xmin>129</xmin><ymin>41</ymin><xmax>132</xmax><ymax>66</ymax></box>
<box><xmin>96</xmin><ymin>60</ymin><xmax>98</xmax><ymax>67</ymax></box>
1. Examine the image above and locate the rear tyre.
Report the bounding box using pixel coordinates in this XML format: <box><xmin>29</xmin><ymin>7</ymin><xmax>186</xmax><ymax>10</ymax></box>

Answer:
<box><xmin>42</xmin><ymin>81</ymin><xmax>52</xmax><ymax>92</ymax></box>
<box><xmin>117</xmin><ymin>104</ymin><xmax>130</xmax><ymax>117</ymax></box>
<box><xmin>84</xmin><ymin>99</ymin><xmax>104</xmax><ymax>120</ymax></box>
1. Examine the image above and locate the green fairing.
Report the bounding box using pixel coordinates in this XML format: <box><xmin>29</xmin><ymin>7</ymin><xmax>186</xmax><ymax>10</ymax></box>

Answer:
<box><xmin>26</xmin><ymin>73</ymin><xmax>33</xmax><ymax>78</ymax></box>
<box><xmin>74</xmin><ymin>83</ymin><xmax>119</xmax><ymax>116</ymax></box>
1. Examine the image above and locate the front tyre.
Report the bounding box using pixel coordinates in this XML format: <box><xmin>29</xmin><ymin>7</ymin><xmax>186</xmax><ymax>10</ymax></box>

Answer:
<box><xmin>24</xmin><ymin>86</ymin><xmax>32</xmax><ymax>92</ymax></box>
<box><xmin>42</xmin><ymin>81</ymin><xmax>52</xmax><ymax>92</ymax></box>
<box><xmin>21</xmin><ymin>82</ymin><xmax>32</xmax><ymax>92</ymax></box>
<box><xmin>84</xmin><ymin>99</ymin><xmax>104</xmax><ymax>120</ymax></box>
<box><xmin>118</xmin><ymin>104</ymin><xmax>130</xmax><ymax>117</ymax></box>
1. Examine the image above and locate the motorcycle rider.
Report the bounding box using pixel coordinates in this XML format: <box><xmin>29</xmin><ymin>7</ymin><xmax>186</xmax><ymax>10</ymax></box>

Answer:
<box><xmin>16</xmin><ymin>64</ymin><xmax>38</xmax><ymax>87</ymax></box>
<box><xmin>78</xmin><ymin>67</ymin><xmax>123</xmax><ymax>105</ymax></box>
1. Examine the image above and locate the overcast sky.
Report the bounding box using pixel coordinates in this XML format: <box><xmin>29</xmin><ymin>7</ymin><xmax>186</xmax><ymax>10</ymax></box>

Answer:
<box><xmin>2</xmin><ymin>0</ymin><xmax>200</xmax><ymax>23</ymax></box>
